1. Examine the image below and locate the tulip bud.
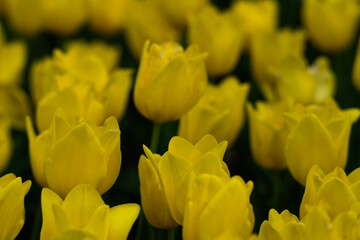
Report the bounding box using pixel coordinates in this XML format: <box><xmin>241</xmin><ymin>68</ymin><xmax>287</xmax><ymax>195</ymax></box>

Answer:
<box><xmin>179</xmin><ymin>76</ymin><xmax>249</xmax><ymax>146</ymax></box>
<box><xmin>0</xmin><ymin>173</ymin><xmax>31</xmax><ymax>240</ymax></box>
<box><xmin>27</xmin><ymin>109</ymin><xmax>121</xmax><ymax>198</ymax></box>
<box><xmin>183</xmin><ymin>174</ymin><xmax>254</xmax><ymax>240</ymax></box>
<box><xmin>302</xmin><ymin>0</ymin><xmax>360</xmax><ymax>53</ymax></box>
<box><xmin>231</xmin><ymin>0</ymin><xmax>278</xmax><ymax>50</ymax></box>
<box><xmin>138</xmin><ymin>134</ymin><xmax>229</xmax><ymax>228</ymax></box>
<box><xmin>40</xmin><ymin>184</ymin><xmax>139</xmax><ymax>240</ymax></box>
<box><xmin>134</xmin><ymin>40</ymin><xmax>208</xmax><ymax>123</ymax></box>
<box><xmin>247</xmin><ymin>99</ymin><xmax>293</xmax><ymax>170</ymax></box>
<box><xmin>284</xmin><ymin>101</ymin><xmax>360</xmax><ymax>185</ymax></box>
<box><xmin>187</xmin><ymin>5</ymin><xmax>243</xmax><ymax>76</ymax></box>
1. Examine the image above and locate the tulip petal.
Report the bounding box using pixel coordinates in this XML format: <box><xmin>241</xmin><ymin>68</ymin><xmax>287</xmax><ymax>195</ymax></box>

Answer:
<box><xmin>168</xmin><ymin>136</ymin><xmax>201</xmax><ymax>163</ymax></box>
<box><xmin>53</xmin><ymin>229</ymin><xmax>99</xmax><ymax>240</ymax></box>
<box><xmin>258</xmin><ymin>221</ymin><xmax>283</xmax><ymax>240</ymax></box>
<box><xmin>45</xmin><ymin>123</ymin><xmax>107</xmax><ymax>198</ymax></box>
<box><xmin>62</xmin><ymin>184</ymin><xmax>105</xmax><ymax>229</ymax></box>
<box><xmin>285</xmin><ymin>114</ymin><xmax>337</xmax><ymax>185</ymax></box>
<box><xmin>194</xmin><ymin>134</ymin><xmax>228</xmax><ymax>160</ymax></box>
<box><xmin>108</xmin><ymin>203</ymin><xmax>140</xmax><ymax>240</ymax></box>
<box><xmin>83</xmin><ymin>205</ymin><xmax>110</xmax><ymax>239</ymax></box>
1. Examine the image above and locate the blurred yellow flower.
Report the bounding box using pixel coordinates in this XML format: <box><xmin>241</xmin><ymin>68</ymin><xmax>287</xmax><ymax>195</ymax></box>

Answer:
<box><xmin>87</xmin><ymin>0</ymin><xmax>128</xmax><ymax>36</ymax></box>
<box><xmin>284</xmin><ymin>101</ymin><xmax>360</xmax><ymax>185</ymax></box>
<box><xmin>0</xmin><ymin>173</ymin><xmax>31</xmax><ymax>240</ymax></box>
<box><xmin>247</xmin><ymin>99</ymin><xmax>293</xmax><ymax>170</ymax></box>
<box><xmin>0</xmin><ymin>119</ymin><xmax>12</xmax><ymax>173</ymax></box>
<box><xmin>124</xmin><ymin>1</ymin><xmax>180</xmax><ymax>59</ymax></box>
<box><xmin>138</xmin><ymin>134</ymin><xmax>229</xmax><ymax>228</ymax></box>
<box><xmin>179</xmin><ymin>77</ymin><xmax>249</xmax><ymax>146</ymax></box>
<box><xmin>232</xmin><ymin>0</ymin><xmax>278</xmax><ymax>50</ymax></box>
<box><xmin>183</xmin><ymin>174</ymin><xmax>254</xmax><ymax>240</ymax></box>
<box><xmin>352</xmin><ymin>38</ymin><xmax>360</xmax><ymax>92</ymax></box>
<box><xmin>302</xmin><ymin>0</ymin><xmax>360</xmax><ymax>53</ymax></box>
<box><xmin>134</xmin><ymin>40</ymin><xmax>207</xmax><ymax>123</ymax></box>
<box><xmin>272</xmin><ymin>56</ymin><xmax>336</xmax><ymax>105</ymax></box>
<box><xmin>152</xmin><ymin>0</ymin><xmax>209</xmax><ymax>28</ymax></box>
<box><xmin>27</xmin><ymin>109</ymin><xmax>121</xmax><ymax>198</ymax></box>
<box><xmin>250</xmin><ymin>28</ymin><xmax>306</xmax><ymax>94</ymax></box>
<box><xmin>187</xmin><ymin>5</ymin><xmax>243</xmax><ymax>76</ymax></box>
<box><xmin>40</xmin><ymin>184</ymin><xmax>139</xmax><ymax>240</ymax></box>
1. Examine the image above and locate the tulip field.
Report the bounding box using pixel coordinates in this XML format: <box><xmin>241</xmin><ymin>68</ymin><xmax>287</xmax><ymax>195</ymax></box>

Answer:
<box><xmin>1</xmin><ymin>0</ymin><xmax>360</xmax><ymax>239</ymax></box>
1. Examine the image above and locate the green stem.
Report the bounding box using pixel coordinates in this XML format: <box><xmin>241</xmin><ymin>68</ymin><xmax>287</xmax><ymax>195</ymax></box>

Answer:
<box><xmin>167</xmin><ymin>228</ymin><xmax>175</xmax><ymax>240</ymax></box>
<box><xmin>271</xmin><ymin>171</ymin><xmax>281</xmax><ymax>211</ymax></box>
<box><xmin>30</xmin><ymin>202</ymin><xmax>42</xmax><ymax>240</ymax></box>
<box><xmin>150</xmin><ymin>123</ymin><xmax>162</xmax><ymax>153</ymax></box>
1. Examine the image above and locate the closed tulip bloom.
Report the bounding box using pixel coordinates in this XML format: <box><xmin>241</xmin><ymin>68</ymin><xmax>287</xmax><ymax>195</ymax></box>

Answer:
<box><xmin>188</xmin><ymin>5</ymin><xmax>243</xmax><ymax>76</ymax></box>
<box><xmin>284</xmin><ymin>101</ymin><xmax>360</xmax><ymax>185</ymax></box>
<box><xmin>232</xmin><ymin>0</ymin><xmax>278</xmax><ymax>50</ymax></box>
<box><xmin>0</xmin><ymin>173</ymin><xmax>31</xmax><ymax>240</ymax></box>
<box><xmin>273</xmin><ymin>56</ymin><xmax>336</xmax><ymax>105</ymax></box>
<box><xmin>183</xmin><ymin>174</ymin><xmax>254</xmax><ymax>240</ymax></box>
<box><xmin>134</xmin><ymin>40</ymin><xmax>208</xmax><ymax>123</ymax></box>
<box><xmin>87</xmin><ymin>0</ymin><xmax>128</xmax><ymax>36</ymax></box>
<box><xmin>40</xmin><ymin>184</ymin><xmax>139</xmax><ymax>240</ymax></box>
<box><xmin>247</xmin><ymin>99</ymin><xmax>293</xmax><ymax>170</ymax></box>
<box><xmin>138</xmin><ymin>134</ymin><xmax>229</xmax><ymax>228</ymax></box>
<box><xmin>179</xmin><ymin>77</ymin><xmax>249</xmax><ymax>146</ymax></box>
<box><xmin>302</xmin><ymin>0</ymin><xmax>360</xmax><ymax>53</ymax></box>
<box><xmin>124</xmin><ymin>1</ymin><xmax>180</xmax><ymax>59</ymax></box>
<box><xmin>0</xmin><ymin>119</ymin><xmax>12</xmax><ymax>173</ymax></box>
<box><xmin>26</xmin><ymin>109</ymin><xmax>121</xmax><ymax>198</ymax></box>
<box><xmin>251</xmin><ymin>29</ymin><xmax>305</xmax><ymax>91</ymax></box>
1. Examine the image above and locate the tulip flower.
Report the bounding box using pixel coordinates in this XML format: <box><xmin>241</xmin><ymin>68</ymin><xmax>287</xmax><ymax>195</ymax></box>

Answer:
<box><xmin>153</xmin><ymin>0</ymin><xmax>209</xmax><ymax>28</ymax></box>
<box><xmin>352</xmin><ymin>38</ymin><xmax>360</xmax><ymax>93</ymax></box>
<box><xmin>284</xmin><ymin>101</ymin><xmax>360</xmax><ymax>185</ymax></box>
<box><xmin>138</xmin><ymin>134</ymin><xmax>229</xmax><ymax>228</ymax></box>
<box><xmin>0</xmin><ymin>173</ymin><xmax>31</xmax><ymax>240</ymax></box>
<box><xmin>183</xmin><ymin>174</ymin><xmax>254</xmax><ymax>240</ymax></box>
<box><xmin>187</xmin><ymin>5</ymin><xmax>243</xmax><ymax>76</ymax></box>
<box><xmin>302</xmin><ymin>0</ymin><xmax>360</xmax><ymax>53</ymax></box>
<box><xmin>124</xmin><ymin>1</ymin><xmax>180</xmax><ymax>59</ymax></box>
<box><xmin>0</xmin><ymin>119</ymin><xmax>12</xmax><ymax>173</ymax></box>
<box><xmin>231</xmin><ymin>0</ymin><xmax>278</xmax><ymax>50</ymax></box>
<box><xmin>40</xmin><ymin>184</ymin><xmax>139</xmax><ymax>240</ymax></box>
<box><xmin>247</xmin><ymin>99</ymin><xmax>293</xmax><ymax>170</ymax></box>
<box><xmin>26</xmin><ymin>109</ymin><xmax>121</xmax><ymax>198</ymax></box>
<box><xmin>87</xmin><ymin>0</ymin><xmax>128</xmax><ymax>36</ymax></box>
<box><xmin>134</xmin><ymin>40</ymin><xmax>208</xmax><ymax>123</ymax></box>
<box><xmin>272</xmin><ymin>56</ymin><xmax>336</xmax><ymax>105</ymax></box>
<box><xmin>250</xmin><ymin>28</ymin><xmax>306</xmax><ymax>96</ymax></box>
<box><xmin>179</xmin><ymin>77</ymin><xmax>249</xmax><ymax>146</ymax></box>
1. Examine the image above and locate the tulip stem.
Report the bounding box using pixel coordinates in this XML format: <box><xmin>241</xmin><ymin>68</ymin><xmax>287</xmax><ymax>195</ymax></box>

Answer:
<box><xmin>150</xmin><ymin>123</ymin><xmax>162</xmax><ymax>153</ymax></box>
<box><xmin>30</xmin><ymin>202</ymin><xmax>42</xmax><ymax>240</ymax></box>
<box><xmin>167</xmin><ymin>228</ymin><xmax>175</xmax><ymax>240</ymax></box>
<box><xmin>271</xmin><ymin>171</ymin><xmax>281</xmax><ymax>211</ymax></box>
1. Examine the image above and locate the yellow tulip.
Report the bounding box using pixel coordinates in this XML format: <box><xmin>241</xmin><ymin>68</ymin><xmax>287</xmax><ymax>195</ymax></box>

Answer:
<box><xmin>0</xmin><ymin>23</ymin><xmax>27</xmax><ymax>86</ymax></box>
<box><xmin>273</xmin><ymin>56</ymin><xmax>336</xmax><ymax>105</ymax></box>
<box><xmin>134</xmin><ymin>40</ymin><xmax>208</xmax><ymax>123</ymax></box>
<box><xmin>87</xmin><ymin>0</ymin><xmax>128</xmax><ymax>36</ymax></box>
<box><xmin>300</xmin><ymin>164</ymin><xmax>360</xmax><ymax>220</ymax></box>
<box><xmin>352</xmin><ymin>38</ymin><xmax>360</xmax><ymax>92</ymax></box>
<box><xmin>183</xmin><ymin>174</ymin><xmax>254</xmax><ymax>240</ymax></box>
<box><xmin>231</xmin><ymin>0</ymin><xmax>278</xmax><ymax>50</ymax></box>
<box><xmin>3</xmin><ymin>0</ymin><xmax>43</xmax><ymax>36</ymax></box>
<box><xmin>284</xmin><ymin>101</ymin><xmax>360</xmax><ymax>185</ymax></box>
<box><xmin>152</xmin><ymin>0</ymin><xmax>209</xmax><ymax>28</ymax></box>
<box><xmin>0</xmin><ymin>173</ymin><xmax>31</xmax><ymax>240</ymax></box>
<box><xmin>250</xmin><ymin>28</ymin><xmax>306</xmax><ymax>92</ymax></box>
<box><xmin>0</xmin><ymin>86</ymin><xmax>31</xmax><ymax>130</ymax></box>
<box><xmin>302</xmin><ymin>0</ymin><xmax>360</xmax><ymax>53</ymax></box>
<box><xmin>124</xmin><ymin>1</ymin><xmax>180</xmax><ymax>59</ymax></box>
<box><xmin>138</xmin><ymin>134</ymin><xmax>229</xmax><ymax>228</ymax></box>
<box><xmin>179</xmin><ymin>77</ymin><xmax>249</xmax><ymax>146</ymax></box>
<box><xmin>0</xmin><ymin>119</ymin><xmax>12</xmax><ymax>173</ymax></box>
<box><xmin>40</xmin><ymin>184</ymin><xmax>139</xmax><ymax>240</ymax></box>
<box><xmin>41</xmin><ymin>0</ymin><xmax>87</xmax><ymax>36</ymax></box>
<box><xmin>247</xmin><ymin>99</ymin><xmax>293</xmax><ymax>170</ymax></box>
<box><xmin>188</xmin><ymin>5</ymin><xmax>243</xmax><ymax>76</ymax></box>
<box><xmin>26</xmin><ymin>109</ymin><xmax>121</xmax><ymax>198</ymax></box>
